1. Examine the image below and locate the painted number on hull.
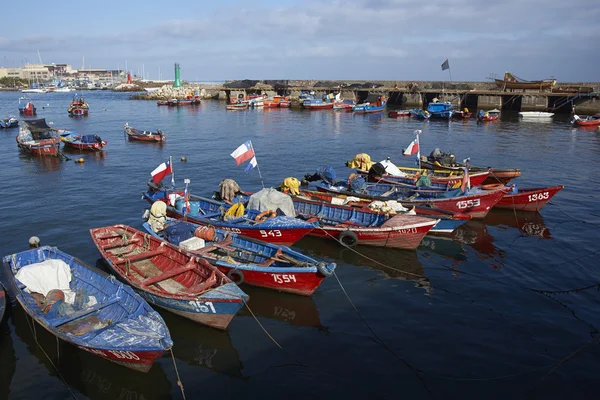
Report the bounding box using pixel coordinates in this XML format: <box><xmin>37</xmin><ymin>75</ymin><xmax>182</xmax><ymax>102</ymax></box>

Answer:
<box><xmin>260</xmin><ymin>230</ymin><xmax>282</xmax><ymax>238</ymax></box>
<box><xmin>108</xmin><ymin>350</ymin><xmax>141</xmax><ymax>361</ymax></box>
<box><xmin>528</xmin><ymin>192</ymin><xmax>549</xmax><ymax>202</ymax></box>
<box><xmin>222</xmin><ymin>227</ymin><xmax>242</xmax><ymax>234</ymax></box>
<box><xmin>271</xmin><ymin>274</ymin><xmax>297</xmax><ymax>284</ymax></box>
<box><xmin>457</xmin><ymin>199</ymin><xmax>481</xmax><ymax>209</ymax></box>
<box><xmin>189</xmin><ymin>300</ymin><xmax>217</xmax><ymax>313</ymax></box>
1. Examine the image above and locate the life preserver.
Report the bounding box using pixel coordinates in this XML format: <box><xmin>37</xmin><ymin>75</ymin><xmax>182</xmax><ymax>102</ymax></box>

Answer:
<box><xmin>338</xmin><ymin>230</ymin><xmax>358</xmax><ymax>247</ymax></box>
<box><xmin>227</xmin><ymin>269</ymin><xmax>244</xmax><ymax>285</ymax></box>
<box><xmin>238</xmin><ymin>93</ymin><xmax>244</xmax><ymax>99</ymax></box>
<box><xmin>481</xmin><ymin>183</ymin><xmax>505</xmax><ymax>190</ymax></box>
<box><xmin>317</xmin><ymin>262</ymin><xmax>335</xmax><ymax>277</ymax></box>
<box><xmin>255</xmin><ymin>209</ymin><xmax>276</xmax><ymax>222</ymax></box>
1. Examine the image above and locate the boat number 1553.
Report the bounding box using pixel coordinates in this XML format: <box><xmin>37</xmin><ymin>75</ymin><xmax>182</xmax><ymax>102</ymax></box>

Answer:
<box><xmin>456</xmin><ymin>199</ymin><xmax>481</xmax><ymax>209</ymax></box>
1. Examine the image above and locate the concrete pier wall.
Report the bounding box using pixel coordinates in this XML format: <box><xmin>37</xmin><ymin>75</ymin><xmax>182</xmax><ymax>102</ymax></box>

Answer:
<box><xmin>520</xmin><ymin>95</ymin><xmax>548</xmax><ymax>111</ymax></box>
<box><xmin>477</xmin><ymin>95</ymin><xmax>502</xmax><ymax>110</ymax></box>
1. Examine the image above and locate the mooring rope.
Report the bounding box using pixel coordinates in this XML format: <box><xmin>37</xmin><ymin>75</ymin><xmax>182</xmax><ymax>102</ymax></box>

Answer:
<box><xmin>170</xmin><ymin>349</ymin><xmax>186</xmax><ymax>400</ymax></box>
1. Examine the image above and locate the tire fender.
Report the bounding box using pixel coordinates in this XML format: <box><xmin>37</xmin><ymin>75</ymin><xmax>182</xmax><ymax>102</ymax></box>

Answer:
<box><xmin>227</xmin><ymin>269</ymin><xmax>244</xmax><ymax>285</ymax></box>
<box><xmin>338</xmin><ymin>230</ymin><xmax>358</xmax><ymax>247</ymax></box>
<box><xmin>317</xmin><ymin>262</ymin><xmax>335</xmax><ymax>277</ymax></box>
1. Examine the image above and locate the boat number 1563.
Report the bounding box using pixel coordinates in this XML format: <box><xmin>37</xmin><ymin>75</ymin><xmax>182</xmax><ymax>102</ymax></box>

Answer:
<box><xmin>528</xmin><ymin>192</ymin><xmax>549</xmax><ymax>202</ymax></box>
<box><xmin>456</xmin><ymin>199</ymin><xmax>481</xmax><ymax>209</ymax></box>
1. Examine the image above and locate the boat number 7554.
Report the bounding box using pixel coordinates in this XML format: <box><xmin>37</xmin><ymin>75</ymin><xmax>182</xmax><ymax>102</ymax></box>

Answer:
<box><xmin>456</xmin><ymin>199</ymin><xmax>481</xmax><ymax>209</ymax></box>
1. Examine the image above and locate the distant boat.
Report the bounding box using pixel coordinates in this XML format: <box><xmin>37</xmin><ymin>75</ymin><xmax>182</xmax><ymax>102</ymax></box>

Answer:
<box><xmin>59</xmin><ymin>131</ymin><xmax>107</xmax><ymax>151</ymax></box>
<box><xmin>16</xmin><ymin>118</ymin><xmax>61</xmax><ymax>156</ymax></box>
<box><xmin>495</xmin><ymin>72</ymin><xmax>556</xmax><ymax>91</ymax></box>
<box><xmin>427</xmin><ymin>101</ymin><xmax>454</xmax><ymax>119</ymax></box>
<box><xmin>124</xmin><ymin>123</ymin><xmax>166</xmax><ymax>142</ymax></box>
<box><xmin>0</xmin><ymin>116</ymin><xmax>19</xmax><ymax>129</ymax></box>
<box><xmin>352</xmin><ymin>94</ymin><xmax>386</xmax><ymax>113</ymax></box>
<box><xmin>18</xmin><ymin>97</ymin><xmax>36</xmax><ymax>116</ymax></box>
<box><xmin>519</xmin><ymin>111</ymin><xmax>554</xmax><ymax>119</ymax></box>
<box><xmin>477</xmin><ymin>109</ymin><xmax>500</xmax><ymax>122</ymax></box>
<box><xmin>53</xmin><ymin>87</ymin><xmax>74</xmax><ymax>93</ymax></box>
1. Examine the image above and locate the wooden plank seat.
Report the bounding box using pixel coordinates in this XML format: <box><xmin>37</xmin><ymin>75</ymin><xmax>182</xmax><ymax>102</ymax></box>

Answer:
<box><xmin>141</xmin><ymin>263</ymin><xmax>197</xmax><ymax>287</ymax></box>
<box><xmin>51</xmin><ymin>296</ymin><xmax>121</xmax><ymax>327</ymax></box>
<box><xmin>102</xmin><ymin>237</ymin><xmax>143</xmax><ymax>250</ymax></box>
<box><xmin>114</xmin><ymin>248</ymin><xmax>166</xmax><ymax>264</ymax></box>
<box><xmin>181</xmin><ymin>271</ymin><xmax>217</xmax><ymax>295</ymax></box>
<box><xmin>197</xmin><ymin>212</ymin><xmax>222</xmax><ymax>219</ymax></box>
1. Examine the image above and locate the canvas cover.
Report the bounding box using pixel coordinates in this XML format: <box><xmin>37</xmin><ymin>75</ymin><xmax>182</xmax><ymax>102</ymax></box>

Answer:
<box><xmin>15</xmin><ymin>259</ymin><xmax>76</xmax><ymax>304</ymax></box>
<box><xmin>247</xmin><ymin>188</ymin><xmax>296</xmax><ymax>217</ymax></box>
<box><xmin>347</xmin><ymin>153</ymin><xmax>374</xmax><ymax>170</ymax></box>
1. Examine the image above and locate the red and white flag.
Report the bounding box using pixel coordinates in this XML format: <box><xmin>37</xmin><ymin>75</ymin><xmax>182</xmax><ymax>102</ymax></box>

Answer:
<box><xmin>230</xmin><ymin>140</ymin><xmax>255</xmax><ymax>166</ymax></box>
<box><xmin>403</xmin><ymin>138</ymin><xmax>419</xmax><ymax>156</ymax></box>
<box><xmin>150</xmin><ymin>160</ymin><xmax>172</xmax><ymax>183</ymax></box>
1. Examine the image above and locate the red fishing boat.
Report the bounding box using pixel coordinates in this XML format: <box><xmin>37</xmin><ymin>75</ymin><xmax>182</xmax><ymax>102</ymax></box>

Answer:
<box><xmin>18</xmin><ymin>97</ymin><xmax>36</xmax><ymax>116</ymax></box>
<box><xmin>59</xmin><ymin>131</ymin><xmax>107</xmax><ymax>151</ymax></box>
<box><xmin>68</xmin><ymin>95</ymin><xmax>89</xmax><ymax>116</ymax></box>
<box><xmin>572</xmin><ymin>115</ymin><xmax>600</xmax><ymax>127</ymax></box>
<box><xmin>453</xmin><ymin>109</ymin><xmax>472</xmax><ymax>119</ymax></box>
<box><xmin>490</xmin><ymin>185</ymin><xmax>564</xmax><ymax>212</ymax></box>
<box><xmin>16</xmin><ymin>119</ymin><xmax>61</xmax><ymax>156</ymax></box>
<box><xmin>477</xmin><ymin>109</ymin><xmax>500</xmax><ymax>122</ymax></box>
<box><xmin>388</xmin><ymin>110</ymin><xmax>412</xmax><ymax>118</ymax></box>
<box><xmin>124</xmin><ymin>123</ymin><xmax>165</xmax><ymax>142</ymax></box>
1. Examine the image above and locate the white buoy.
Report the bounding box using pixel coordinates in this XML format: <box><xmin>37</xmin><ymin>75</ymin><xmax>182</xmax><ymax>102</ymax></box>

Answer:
<box><xmin>29</xmin><ymin>236</ymin><xmax>40</xmax><ymax>248</ymax></box>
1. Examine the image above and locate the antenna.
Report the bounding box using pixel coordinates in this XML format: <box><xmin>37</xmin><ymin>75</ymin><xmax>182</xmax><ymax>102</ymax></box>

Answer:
<box><xmin>37</xmin><ymin>50</ymin><xmax>43</xmax><ymax>65</ymax></box>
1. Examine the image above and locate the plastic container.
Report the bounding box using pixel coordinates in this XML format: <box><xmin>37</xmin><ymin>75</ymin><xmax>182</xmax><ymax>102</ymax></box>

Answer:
<box><xmin>180</xmin><ymin>236</ymin><xmax>205</xmax><ymax>251</ymax></box>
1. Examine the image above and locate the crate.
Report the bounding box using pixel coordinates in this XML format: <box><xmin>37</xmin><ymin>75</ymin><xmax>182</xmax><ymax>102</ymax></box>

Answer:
<box><xmin>180</xmin><ymin>237</ymin><xmax>205</xmax><ymax>251</ymax></box>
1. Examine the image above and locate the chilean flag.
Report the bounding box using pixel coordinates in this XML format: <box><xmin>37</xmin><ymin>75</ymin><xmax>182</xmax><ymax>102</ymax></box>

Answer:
<box><xmin>403</xmin><ymin>138</ymin><xmax>419</xmax><ymax>156</ymax></box>
<box><xmin>230</xmin><ymin>140</ymin><xmax>255</xmax><ymax>166</ymax></box>
<box><xmin>150</xmin><ymin>160</ymin><xmax>172</xmax><ymax>183</ymax></box>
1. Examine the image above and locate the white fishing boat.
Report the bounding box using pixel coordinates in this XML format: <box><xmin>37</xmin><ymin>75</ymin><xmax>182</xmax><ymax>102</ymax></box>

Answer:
<box><xmin>518</xmin><ymin>111</ymin><xmax>554</xmax><ymax>119</ymax></box>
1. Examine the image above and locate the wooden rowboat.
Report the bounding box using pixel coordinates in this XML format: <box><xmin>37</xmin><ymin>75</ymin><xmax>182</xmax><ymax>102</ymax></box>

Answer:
<box><xmin>492</xmin><ymin>185</ymin><xmax>564</xmax><ymax>212</ymax></box>
<box><xmin>124</xmin><ymin>123</ymin><xmax>165</xmax><ymax>142</ymax></box>
<box><xmin>90</xmin><ymin>224</ymin><xmax>248</xmax><ymax>330</ymax></box>
<box><xmin>2</xmin><ymin>246</ymin><xmax>172</xmax><ymax>372</ymax></box>
<box><xmin>142</xmin><ymin>219</ymin><xmax>336</xmax><ymax>296</ymax></box>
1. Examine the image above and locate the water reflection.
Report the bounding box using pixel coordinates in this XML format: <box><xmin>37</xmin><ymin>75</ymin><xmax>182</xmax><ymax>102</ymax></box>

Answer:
<box><xmin>18</xmin><ymin>152</ymin><xmax>63</xmax><ymax>173</ymax></box>
<box><xmin>0</xmin><ymin>316</ymin><xmax>16</xmax><ymax>400</ymax></box>
<box><xmin>160</xmin><ymin>311</ymin><xmax>245</xmax><ymax>379</ymax></box>
<box><xmin>238</xmin><ymin>286</ymin><xmax>323</xmax><ymax>328</ymax></box>
<box><xmin>10</xmin><ymin>306</ymin><xmax>172</xmax><ymax>399</ymax></box>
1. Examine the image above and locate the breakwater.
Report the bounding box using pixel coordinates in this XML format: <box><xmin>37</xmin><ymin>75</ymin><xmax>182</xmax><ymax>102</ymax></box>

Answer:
<box><xmin>130</xmin><ymin>79</ymin><xmax>600</xmax><ymax>114</ymax></box>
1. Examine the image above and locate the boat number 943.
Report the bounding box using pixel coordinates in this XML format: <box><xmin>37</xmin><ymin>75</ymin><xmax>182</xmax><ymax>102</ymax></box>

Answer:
<box><xmin>260</xmin><ymin>230</ymin><xmax>282</xmax><ymax>238</ymax></box>
<box><xmin>189</xmin><ymin>300</ymin><xmax>217</xmax><ymax>313</ymax></box>
<box><xmin>271</xmin><ymin>274</ymin><xmax>297</xmax><ymax>284</ymax></box>
<box><xmin>456</xmin><ymin>199</ymin><xmax>481</xmax><ymax>209</ymax></box>
<box><xmin>528</xmin><ymin>192</ymin><xmax>549</xmax><ymax>202</ymax></box>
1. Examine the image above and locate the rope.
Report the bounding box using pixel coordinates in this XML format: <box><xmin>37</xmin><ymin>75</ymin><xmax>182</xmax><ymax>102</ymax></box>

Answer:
<box><xmin>24</xmin><ymin>314</ymin><xmax>77</xmax><ymax>399</ymax></box>
<box><xmin>170</xmin><ymin>349</ymin><xmax>186</xmax><ymax>399</ymax></box>
<box><xmin>315</xmin><ymin>226</ymin><xmax>427</xmax><ymax>280</ymax></box>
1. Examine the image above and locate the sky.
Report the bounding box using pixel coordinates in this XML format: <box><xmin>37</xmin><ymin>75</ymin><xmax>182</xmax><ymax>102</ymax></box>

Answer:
<box><xmin>1</xmin><ymin>0</ymin><xmax>599</xmax><ymax>82</ymax></box>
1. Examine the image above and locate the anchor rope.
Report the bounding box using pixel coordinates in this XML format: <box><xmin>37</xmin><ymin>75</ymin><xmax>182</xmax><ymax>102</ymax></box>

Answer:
<box><xmin>170</xmin><ymin>349</ymin><xmax>186</xmax><ymax>400</ymax></box>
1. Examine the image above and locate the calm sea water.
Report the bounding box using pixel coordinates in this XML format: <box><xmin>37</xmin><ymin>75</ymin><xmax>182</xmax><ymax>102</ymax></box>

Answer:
<box><xmin>1</xmin><ymin>91</ymin><xmax>599</xmax><ymax>400</ymax></box>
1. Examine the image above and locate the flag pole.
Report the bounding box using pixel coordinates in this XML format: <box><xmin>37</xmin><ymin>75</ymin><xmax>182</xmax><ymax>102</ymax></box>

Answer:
<box><xmin>250</xmin><ymin>140</ymin><xmax>265</xmax><ymax>189</ymax></box>
<box><xmin>448</xmin><ymin>68</ymin><xmax>452</xmax><ymax>83</ymax></box>
<box><xmin>415</xmin><ymin>130</ymin><xmax>422</xmax><ymax>170</ymax></box>
<box><xmin>170</xmin><ymin>155</ymin><xmax>175</xmax><ymax>188</ymax></box>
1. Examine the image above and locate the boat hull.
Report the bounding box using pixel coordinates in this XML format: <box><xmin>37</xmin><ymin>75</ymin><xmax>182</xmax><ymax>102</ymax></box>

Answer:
<box><xmin>17</xmin><ymin>138</ymin><xmax>61</xmax><ymax>156</ymax></box>
<box><xmin>494</xmin><ymin>186</ymin><xmax>564</xmax><ymax>212</ymax></box>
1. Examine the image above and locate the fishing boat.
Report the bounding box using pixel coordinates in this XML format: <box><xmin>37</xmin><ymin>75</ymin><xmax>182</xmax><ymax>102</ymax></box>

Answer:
<box><xmin>68</xmin><ymin>95</ymin><xmax>89</xmax><ymax>116</ymax></box>
<box><xmin>477</xmin><ymin>109</ymin><xmax>500</xmax><ymax>122</ymax></box>
<box><xmin>453</xmin><ymin>108</ymin><xmax>472</xmax><ymax>119</ymax></box>
<box><xmin>315</xmin><ymin>181</ymin><xmax>510</xmax><ymax>219</ymax></box>
<box><xmin>518</xmin><ymin>111</ymin><xmax>554</xmax><ymax>119</ymax></box>
<box><xmin>291</xmin><ymin>197</ymin><xmax>438</xmax><ymax>249</ymax></box>
<box><xmin>0</xmin><ymin>116</ymin><xmax>19</xmax><ymax>129</ymax></box>
<box><xmin>352</xmin><ymin>94</ymin><xmax>386</xmax><ymax>113</ymax></box>
<box><xmin>142</xmin><ymin>217</ymin><xmax>335</xmax><ymax>296</ymax></box>
<box><xmin>226</xmin><ymin>102</ymin><xmax>248</xmax><ymax>111</ymax></box>
<box><xmin>142</xmin><ymin>188</ymin><xmax>315</xmax><ymax>246</ymax></box>
<box><xmin>124</xmin><ymin>123</ymin><xmax>165</xmax><ymax>142</ymax></box>
<box><xmin>18</xmin><ymin>97</ymin><xmax>36</xmax><ymax>116</ymax></box>
<box><xmin>156</xmin><ymin>100</ymin><xmax>169</xmax><ymax>106</ymax></box>
<box><xmin>0</xmin><ymin>284</ymin><xmax>5</xmax><ymax>323</ymax></box>
<box><xmin>333</xmin><ymin>99</ymin><xmax>355</xmax><ymax>111</ymax></box>
<box><xmin>411</xmin><ymin>109</ymin><xmax>431</xmax><ymax>120</ymax></box>
<box><xmin>388</xmin><ymin>110</ymin><xmax>411</xmax><ymax>118</ymax></box>
<box><xmin>59</xmin><ymin>131</ymin><xmax>107</xmax><ymax>151</ymax></box>
<box><xmin>495</xmin><ymin>72</ymin><xmax>556</xmax><ymax>91</ymax></box>
<box><xmin>167</xmin><ymin>96</ymin><xmax>201</xmax><ymax>106</ymax></box>
<box><xmin>572</xmin><ymin>115</ymin><xmax>600</xmax><ymax>127</ymax></box>
<box><xmin>492</xmin><ymin>185</ymin><xmax>564</xmax><ymax>212</ymax></box>
<box><xmin>303</xmin><ymin>95</ymin><xmax>334</xmax><ymax>110</ymax></box>
<box><xmin>1</xmin><ymin>246</ymin><xmax>172</xmax><ymax>372</ymax></box>
<box><xmin>16</xmin><ymin>119</ymin><xmax>61</xmax><ymax>156</ymax></box>
<box><xmin>90</xmin><ymin>224</ymin><xmax>248</xmax><ymax>330</ymax></box>
<box><xmin>427</xmin><ymin>101</ymin><xmax>454</xmax><ymax>119</ymax></box>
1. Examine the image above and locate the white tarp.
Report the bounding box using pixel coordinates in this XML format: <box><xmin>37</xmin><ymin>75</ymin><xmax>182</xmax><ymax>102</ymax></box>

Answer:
<box><xmin>15</xmin><ymin>259</ymin><xmax>76</xmax><ymax>304</ymax></box>
<box><xmin>247</xmin><ymin>188</ymin><xmax>296</xmax><ymax>217</ymax></box>
<box><xmin>378</xmin><ymin>159</ymin><xmax>407</xmax><ymax>177</ymax></box>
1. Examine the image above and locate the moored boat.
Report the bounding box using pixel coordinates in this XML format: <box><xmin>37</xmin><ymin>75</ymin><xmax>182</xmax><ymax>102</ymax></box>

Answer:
<box><xmin>226</xmin><ymin>102</ymin><xmax>248</xmax><ymax>111</ymax></box>
<box><xmin>519</xmin><ymin>111</ymin><xmax>554</xmax><ymax>119</ymax></box>
<box><xmin>495</xmin><ymin>72</ymin><xmax>556</xmax><ymax>91</ymax></box>
<box><xmin>18</xmin><ymin>97</ymin><xmax>36</xmax><ymax>116</ymax></box>
<box><xmin>477</xmin><ymin>109</ymin><xmax>500</xmax><ymax>122</ymax></box>
<box><xmin>427</xmin><ymin>101</ymin><xmax>454</xmax><ymax>119</ymax></box>
<box><xmin>492</xmin><ymin>185</ymin><xmax>564</xmax><ymax>212</ymax></box>
<box><xmin>388</xmin><ymin>110</ymin><xmax>412</xmax><ymax>118</ymax></box>
<box><xmin>0</xmin><ymin>116</ymin><xmax>19</xmax><ymax>129</ymax></box>
<box><xmin>90</xmin><ymin>224</ymin><xmax>248</xmax><ymax>330</ymax></box>
<box><xmin>571</xmin><ymin>115</ymin><xmax>600</xmax><ymax>127</ymax></box>
<box><xmin>124</xmin><ymin>123</ymin><xmax>165</xmax><ymax>142</ymax></box>
<box><xmin>453</xmin><ymin>108</ymin><xmax>472</xmax><ymax>119</ymax></box>
<box><xmin>142</xmin><ymin>187</ymin><xmax>315</xmax><ymax>246</ymax></box>
<box><xmin>303</xmin><ymin>94</ymin><xmax>334</xmax><ymax>110</ymax></box>
<box><xmin>59</xmin><ymin>131</ymin><xmax>107</xmax><ymax>151</ymax></box>
<box><xmin>352</xmin><ymin>94</ymin><xmax>386</xmax><ymax>113</ymax></box>
<box><xmin>16</xmin><ymin>119</ymin><xmax>61</xmax><ymax>156</ymax></box>
<box><xmin>142</xmin><ymin>216</ymin><xmax>336</xmax><ymax>296</ymax></box>
<box><xmin>2</xmin><ymin>246</ymin><xmax>172</xmax><ymax>372</ymax></box>
<box><xmin>68</xmin><ymin>95</ymin><xmax>89</xmax><ymax>116</ymax></box>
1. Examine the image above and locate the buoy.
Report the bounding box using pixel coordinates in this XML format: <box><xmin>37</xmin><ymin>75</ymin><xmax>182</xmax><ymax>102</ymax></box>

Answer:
<box><xmin>75</xmin><ymin>157</ymin><xmax>84</xmax><ymax>163</ymax></box>
<box><xmin>180</xmin><ymin>156</ymin><xmax>187</xmax><ymax>162</ymax></box>
<box><xmin>104</xmin><ymin>108</ymin><xmax>107</xmax><ymax>111</ymax></box>
<box><xmin>29</xmin><ymin>236</ymin><xmax>40</xmax><ymax>248</ymax></box>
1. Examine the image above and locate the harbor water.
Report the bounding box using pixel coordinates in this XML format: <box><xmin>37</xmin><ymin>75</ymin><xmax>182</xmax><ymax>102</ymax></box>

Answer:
<box><xmin>0</xmin><ymin>91</ymin><xmax>599</xmax><ymax>399</ymax></box>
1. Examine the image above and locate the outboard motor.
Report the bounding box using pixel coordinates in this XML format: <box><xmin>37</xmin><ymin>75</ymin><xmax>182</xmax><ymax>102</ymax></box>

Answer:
<box><xmin>428</xmin><ymin>148</ymin><xmax>456</xmax><ymax>166</ymax></box>
<box><xmin>147</xmin><ymin>178</ymin><xmax>163</xmax><ymax>194</ymax></box>
<box><xmin>367</xmin><ymin>162</ymin><xmax>386</xmax><ymax>181</ymax></box>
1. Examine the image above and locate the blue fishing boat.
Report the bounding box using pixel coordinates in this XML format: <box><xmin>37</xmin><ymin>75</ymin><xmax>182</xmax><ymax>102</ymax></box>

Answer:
<box><xmin>0</xmin><ymin>116</ymin><xmax>19</xmax><ymax>129</ymax></box>
<box><xmin>142</xmin><ymin>218</ymin><xmax>335</xmax><ymax>296</ymax></box>
<box><xmin>59</xmin><ymin>131</ymin><xmax>107</xmax><ymax>151</ymax></box>
<box><xmin>411</xmin><ymin>109</ymin><xmax>431</xmax><ymax>120</ymax></box>
<box><xmin>1</xmin><ymin>246</ymin><xmax>172</xmax><ymax>372</ymax></box>
<box><xmin>90</xmin><ymin>224</ymin><xmax>249</xmax><ymax>330</ymax></box>
<box><xmin>352</xmin><ymin>94</ymin><xmax>387</xmax><ymax>113</ymax></box>
<box><xmin>0</xmin><ymin>284</ymin><xmax>5</xmax><ymax>323</ymax></box>
<box><xmin>142</xmin><ymin>188</ymin><xmax>315</xmax><ymax>246</ymax></box>
<box><xmin>427</xmin><ymin>101</ymin><xmax>454</xmax><ymax>119</ymax></box>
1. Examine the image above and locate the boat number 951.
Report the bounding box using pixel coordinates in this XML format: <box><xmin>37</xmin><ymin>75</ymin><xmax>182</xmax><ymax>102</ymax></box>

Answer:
<box><xmin>189</xmin><ymin>300</ymin><xmax>217</xmax><ymax>313</ymax></box>
<box><xmin>456</xmin><ymin>199</ymin><xmax>481</xmax><ymax>209</ymax></box>
<box><xmin>528</xmin><ymin>192</ymin><xmax>549</xmax><ymax>202</ymax></box>
<box><xmin>260</xmin><ymin>230</ymin><xmax>282</xmax><ymax>238</ymax></box>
